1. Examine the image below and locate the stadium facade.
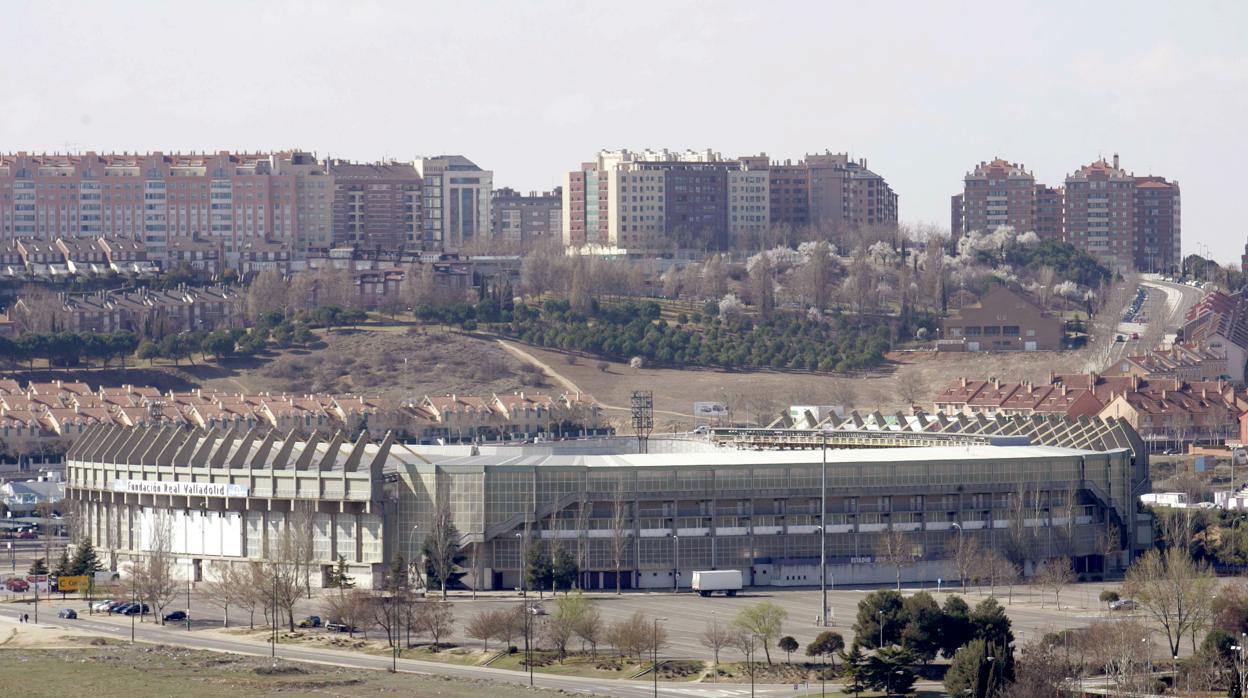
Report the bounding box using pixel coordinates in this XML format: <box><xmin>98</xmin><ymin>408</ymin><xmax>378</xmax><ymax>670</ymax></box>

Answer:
<box><xmin>66</xmin><ymin>414</ymin><xmax>1149</xmax><ymax>590</ymax></box>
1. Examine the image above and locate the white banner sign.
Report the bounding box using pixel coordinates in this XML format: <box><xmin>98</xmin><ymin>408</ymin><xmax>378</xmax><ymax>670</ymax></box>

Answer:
<box><xmin>110</xmin><ymin>479</ymin><xmax>249</xmax><ymax>498</ymax></box>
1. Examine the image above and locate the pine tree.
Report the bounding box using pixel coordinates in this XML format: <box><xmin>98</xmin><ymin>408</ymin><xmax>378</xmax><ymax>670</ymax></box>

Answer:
<box><xmin>52</xmin><ymin>550</ymin><xmax>70</xmax><ymax>577</ymax></box>
<box><xmin>329</xmin><ymin>554</ymin><xmax>354</xmax><ymax>589</ymax></box>
<box><xmin>28</xmin><ymin>558</ymin><xmax>48</xmax><ymax>575</ymax></box>
<box><xmin>69</xmin><ymin>540</ymin><xmax>103</xmax><ymax>576</ymax></box>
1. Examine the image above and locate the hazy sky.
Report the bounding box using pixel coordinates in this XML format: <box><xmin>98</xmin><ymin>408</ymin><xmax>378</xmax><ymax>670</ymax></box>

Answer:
<box><xmin>3</xmin><ymin>1</ymin><xmax>1245</xmax><ymax>262</ymax></box>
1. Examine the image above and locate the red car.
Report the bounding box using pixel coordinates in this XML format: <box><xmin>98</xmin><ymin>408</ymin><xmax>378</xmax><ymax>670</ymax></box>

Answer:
<box><xmin>4</xmin><ymin>579</ymin><xmax>29</xmax><ymax>592</ymax></box>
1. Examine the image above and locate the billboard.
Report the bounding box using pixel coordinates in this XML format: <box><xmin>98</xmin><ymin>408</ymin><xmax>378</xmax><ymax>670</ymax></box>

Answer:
<box><xmin>52</xmin><ymin>575</ymin><xmax>90</xmax><ymax>593</ymax></box>
<box><xmin>110</xmin><ymin>479</ymin><xmax>249</xmax><ymax>498</ymax></box>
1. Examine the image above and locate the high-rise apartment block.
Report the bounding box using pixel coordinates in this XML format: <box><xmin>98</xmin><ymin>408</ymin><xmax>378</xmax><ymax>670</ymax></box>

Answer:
<box><xmin>1033</xmin><ymin>184</ymin><xmax>1065</xmax><ymax>241</ymax></box>
<box><xmin>414</xmin><ymin>156</ymin><xmax>493</xmax><ymax>252</ymax></box>
<box><xmin>1063</xmin><ymin>156</ymin><xmax>1137</xmax><ymax>273</ymax></box>
<box><xmin>953</xmin><ymin>159</ymin><xmax>1036</xmax><ymax>238</ymax></box>
<box><xmin>491</xmin><ymin>187</ymin><xmax>562</xmax><ymax>247</ymax></box>
<box><xmin>0</xmin><ymin>151</ymin><xmax>331</xmax><ymax>263</ymax></box>
<box><xmin>325</xmin><ymin>160</ymin><xmax>422</xmax><ymax>252</ymax></box>
<box><xmin>562</xmin><ymin>149</ymin><xmax>895</xmax><ymax>252</ymax></box>
<box><xmin>952</xmin><ymin>154</ymin><xmax>1180</xmax><ymax>273</ymax></box>
<box><xmin>1133</xmin><ymin>176</ymin><xmax>1181</xmax><ymax>274</ymax></box>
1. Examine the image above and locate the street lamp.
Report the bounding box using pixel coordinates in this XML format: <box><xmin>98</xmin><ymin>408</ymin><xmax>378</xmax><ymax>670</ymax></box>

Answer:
<box><xmin>670</xmin><ymin>535</ymin><xmax>679</xmax><ymax>593</ymax></box>
<box><xmin>653</xmin><ymin>616</ymin><xmax>668</xmax><ymax>698</ymax></box>
<box><xmin>879</xmin><ymin>609</ymin><xmax>885</xmax><ymax>649</ymax></box>
<box><xmin>524</xmin><ymin>603</ymin><xmax>538</xmax><ymax>687</ymax></box>
<box><xmin>951</xmin><ymin>522</ymin><xmax>963</xmax><ymax>591</ymax></box>
<box><xmin>820</xmin><ymin>430</ymin><xmax>828</xmax><ymax>628</ymax></box>
<box><xmin>516</xmin><ymin>531</ymin><xmax>527</xmax><ymax>598</ymax></box>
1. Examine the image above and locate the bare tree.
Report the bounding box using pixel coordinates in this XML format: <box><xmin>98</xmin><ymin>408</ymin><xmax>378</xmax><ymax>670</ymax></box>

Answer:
<box><xmin>701</xmin><ymin>617</ymin><xmax>732</xmax><ymax>665</ymax></box>
<box><xmin>132</xmin><ymin>511</ymin><xmax>181</xmax><ymax>624</ymax></box>
<box><xmin>492</xmin><ymin>605</ymin><xmax>526</xmax><ymax>650</ymax></box>
<box><xmin>322</xmin><ymin>587</ymin><xmax>371</xmax><ymax>639</ymax></box>
<box><xmin>413</xmin><ymin>600</ymin><xmax>455</xmax><ymax>650</ymax></box>
<box><xmin>234</xmin><ymin>561</ymin><xmax>269</xmax><ymax>629</ymax></box>
<box><xmin>1034</xmin><ymin>558</ymin><xmax>1075</xmax><ymax>609</ymax></box>
<box><xmin>1084</xmin><ymin>619</ymin><xmax>1152</xmax><ymax>692</ymax></box>
<box><xmin>199</xmin><ymin>563</ymin><xmax>239</xmax><ymax>628</ymax></box>
<box><xmin>466</xmin><ymin>609</ymin><xmax>503</xmax><ymax>651</ymax></box>
<box><xmin>370</xmin><ymin>593</ymin><xmax>402</xmax><ymax>647</ymax></box>
<box><xmin>1124</xmin><ymin>547</ymin><xmax>1217</xmax><ymax>658</ymax></box>
<box><xmin>574</xmin><ymin>604</ymin><xmax>603</xmax><ymax>658</ymax></box>
<box><xmin>246</xmin><ymin>269</ymin><xmax>290</xmax><ymax>322</ymax></box>
<box><xmin>288</xmin><ymin>503</ymin><xmax>317</xmax><ymax>600</ymax></box>
<box><xmin>268</xmin><ymin>521</ymin><xmax>307</xmax><ymax>631</ymax></box>
<box><xmin>798</xmin><ymin>242</ymin><xmax>835</xmax><ymax>310</ymax></box>
<box><xmin>749</xmin><ymin>253</ymin><xmax>776</xmax><ymax>320</ymax></box>
<box><xmin>952</xmin><ymin>533</ymin><xmax>981</xmax><ymax>592</ymax></box>
<box><xmin>425</xmin><ymin>501</ymin><xmax>461</xmax><ymax>599</ymax></box>
<box><xmin>876</xmin><ymin>526</ymin><xmax>916</xmax><ymax>591</ymax></box>
<box><xmin>574</xmin><ymin>500</ymin><xmax>591</xmax><ymax>591</ymax></box>
<box><xmin>610</xmin><ymin>486</ymin><xmax>631</xmax><ymax>595</ymax></box>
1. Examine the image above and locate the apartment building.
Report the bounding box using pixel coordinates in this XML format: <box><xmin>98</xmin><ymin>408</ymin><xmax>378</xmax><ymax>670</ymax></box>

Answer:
<box><xmin>563</xmin><ymin>149</ymin><xmax>895</xmax><ymax>252</ymax></box>
<box><xmin>1063</xmin><ymin>156</ymin><xmax>1137</xmax><ymax>273</ymax></box>
<box><xmin>414</xmin><ymin>156</ymin><xmax>493</xmax><ymax>252</ymax></box>
<box><xmin>325</xmin><ymin>161</ymin><xmax>423</xmax><ymax>252</ymax></box>
<box><xmin>951</xmin><ymin>154</ymin><xmax>1178</xmax><ymax>272</ymax></box>
<box><xmin>0</xmin><ymin>151</ymin><xmax>330</xmax><ymax>263</ymax></box>
<box><xmin>1033</xmin><ymin>184</ymin><xmax>1065</xmax><ymax>241</ymax></box>
<box><xmin>952</xmin><ymin>159</ymin><xmax>1036</xmax><ymax>239</ymax></box>
<box><xmin>490</xmin><ymin>187</ymin><xmax>562</xmax><ymax>248</ymax></box>
<box><xmin>1133</xmin><ymin>176</ymin><xmax>1181</xmax><ymax>273</ymax></box>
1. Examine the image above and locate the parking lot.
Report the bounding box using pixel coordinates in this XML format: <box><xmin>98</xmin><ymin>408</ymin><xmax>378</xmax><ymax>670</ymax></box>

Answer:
<box><xmin>7</xmin><ymin>579</ymin><xmax>1136</xmax><ymax>660</ymax></box>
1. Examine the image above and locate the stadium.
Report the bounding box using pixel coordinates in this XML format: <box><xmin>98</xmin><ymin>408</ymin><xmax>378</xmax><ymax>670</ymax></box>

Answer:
<box><xmin>65</xmin><ymin>412</ymin><xmax>1149</xmax><ymax>590</ymax></box>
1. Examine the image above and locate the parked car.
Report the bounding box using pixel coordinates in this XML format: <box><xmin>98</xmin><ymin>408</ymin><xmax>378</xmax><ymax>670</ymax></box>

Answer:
<box><xmin>17</xmin><ymin>531</ymin><xmax>37</xmax><ymax>540</ymax></box>
<box><xmin>57</xmin><ymin>608</ymin><xmax>77</xmax><ymax>619</ymax></box>
<box><xmin>162</xmin><ymin>610</ymin><xmax>188</xmax><ymax>622</ymax></box>
<box><xmin>92</xmin><ymin>600</ymin><xmax>117</xmax><ymax>611</ymax></box>
<box><xmin>326</xmin><ymin>621</ymin><xmax>359</xmax><ymax>633</ymax></box>
<box><xmin>526</xmin><ymin>603</ymin><xmax>547</xmax><ymax>616</ymax></box>
<box><xmin>112</xmin><ymin>602</ymin><xmax>134</xmax><ymax>614</ymax></box>
<box><xmin>4</xmin><ymin>579</ymin><xmax>29</xmax><ymax>592</ymax></box>
<box><xmin>297</xmin><ymin>615</ymin><xmax>322</xmax><ymax>628</ymax></box>
<box><xmin>121</xmin><ymin>603</ymin><xmax>150</xmax><ymax>616</ymax></box>
<box><xmin>1110</xmin><ymin>599</ymin><xmax>1137</xmax><ymax>611</ymax></box>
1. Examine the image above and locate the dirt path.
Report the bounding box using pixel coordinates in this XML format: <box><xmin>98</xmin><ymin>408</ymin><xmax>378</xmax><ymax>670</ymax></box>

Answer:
<box><xmin>495</xmin><ymin>340</ymin><xmax>696</xmax><ymax>418</ymax></box>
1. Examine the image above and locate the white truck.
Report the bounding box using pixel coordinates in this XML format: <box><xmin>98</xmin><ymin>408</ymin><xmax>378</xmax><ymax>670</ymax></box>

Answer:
<box><xmin>691</xmin><ymin>570</ymin><xmax>742</xmax><ymax>597</ymax></box>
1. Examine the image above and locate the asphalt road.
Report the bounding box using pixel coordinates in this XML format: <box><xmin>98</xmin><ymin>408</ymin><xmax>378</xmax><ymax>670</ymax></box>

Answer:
<box><xmin>0</xmin><ymin>580</ymin><xmax>1136</xmax><ymax>697</ymax></box>
<box><xmin>0</xmin><ymin>598</ymin><xmax>804</xmax><ymax>698</ymax></box>
<box><xmin>1139</xmin><ymin>276</ymin><xmax>1204</xmax><ymax>334</ymax></box>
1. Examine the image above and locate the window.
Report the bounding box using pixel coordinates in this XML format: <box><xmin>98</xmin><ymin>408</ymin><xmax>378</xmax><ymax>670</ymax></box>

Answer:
<box><xmin>1002</xmin><ymin>326</ymin><xmax>1020</xmax><ymax>335</ymax></box>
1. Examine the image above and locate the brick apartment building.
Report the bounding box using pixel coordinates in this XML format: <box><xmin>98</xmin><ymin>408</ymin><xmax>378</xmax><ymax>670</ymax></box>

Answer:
<box><xmin>491</xmin><ymin>187</ymin><xmax>562</xmax><ymax>247</ymax></box>
<box><xmin>562</xmin><ymin>148</ymin><xmax>896</xmax><ymax>252</ymax></box>
<box><xmin>326</xmin><ymin>161</ymin><xmax>423</xmax><ymax>253</ymax></box>
<box><xmin>0</xmin><ymin>151</ymin><xmax>331</xmax><ymax>263</ymax></box>
<box><xmin>951</xmin><ymin>159</ymin><xmax>1036</xmax><ymax>239</ymax></box>
<box><xmin>950</xmin><ymin>154</ymin><xmax>1179</xmax><ymax>273</ymax></box>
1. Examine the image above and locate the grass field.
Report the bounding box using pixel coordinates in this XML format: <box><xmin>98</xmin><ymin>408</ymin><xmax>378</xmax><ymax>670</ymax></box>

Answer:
<box><xmin>0</xmin><ymin>642</ymin><xmax>575</xmax><ymax>698</ymax></box>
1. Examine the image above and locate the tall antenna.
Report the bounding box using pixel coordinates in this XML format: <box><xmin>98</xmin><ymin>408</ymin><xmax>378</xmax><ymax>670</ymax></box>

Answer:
<box><xmin>630</xmin><ymin>390</ymin><xmax>653</xmax><ymax>454</ymax></box>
